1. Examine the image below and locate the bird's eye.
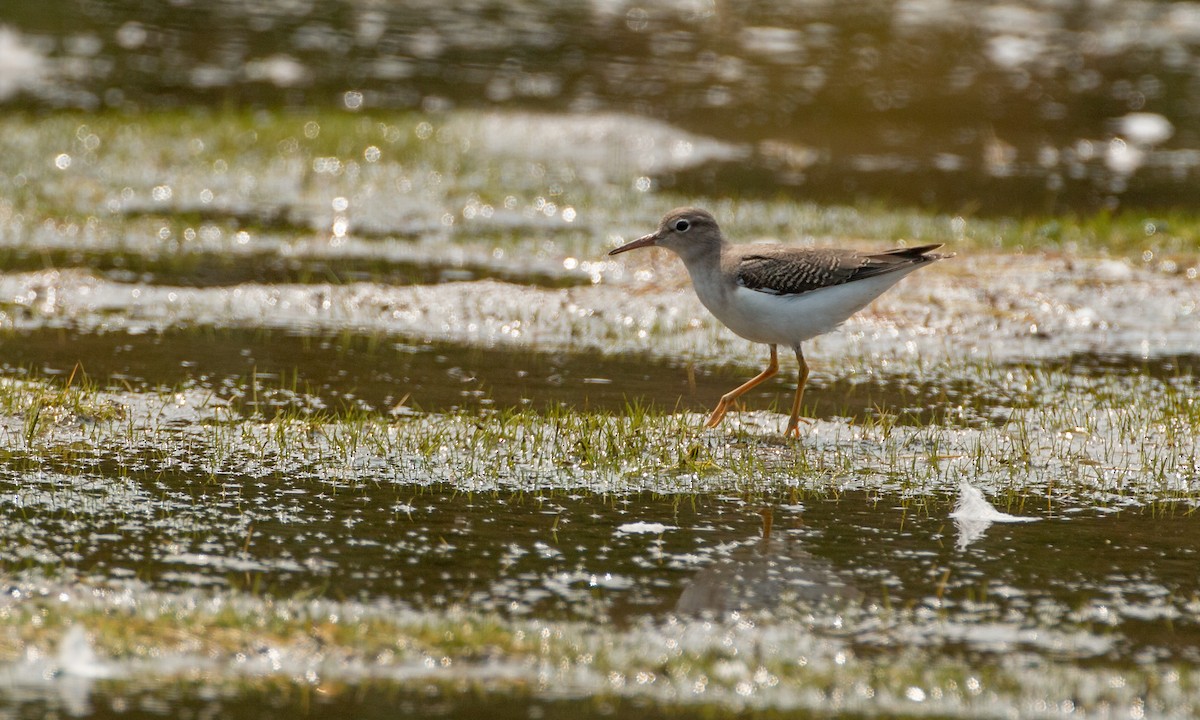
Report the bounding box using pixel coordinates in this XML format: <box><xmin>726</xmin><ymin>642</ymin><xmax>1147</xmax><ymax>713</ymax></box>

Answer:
<box><xmin>673</xmin><ymin>219</ymin><xmax>690</xmax><ymax>232</ymax></box>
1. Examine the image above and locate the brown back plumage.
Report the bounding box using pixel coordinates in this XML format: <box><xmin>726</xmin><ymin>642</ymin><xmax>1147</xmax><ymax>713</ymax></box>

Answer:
<box><xmin>735</xmin><ymin>244</ymin><xmax>948</xmax><ymax>296</ymax></box>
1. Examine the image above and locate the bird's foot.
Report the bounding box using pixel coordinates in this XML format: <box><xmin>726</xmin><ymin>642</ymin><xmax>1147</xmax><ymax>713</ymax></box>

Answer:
<box><xmin>704</xmin><ymin>401</ymin><xmax>731</xmax><ymax>428</ymax></box>
<box><xmin>784</xmin><ymin>416</ymin><xmax>814</xmax><ymax>438</ymax></box>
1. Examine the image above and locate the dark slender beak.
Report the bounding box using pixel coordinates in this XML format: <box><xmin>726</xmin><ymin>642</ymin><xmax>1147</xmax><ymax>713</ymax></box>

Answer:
<box><xmin>608</xmin><ymin>231</ymin><xmax>660</xmax><ymax>255</ymax></box>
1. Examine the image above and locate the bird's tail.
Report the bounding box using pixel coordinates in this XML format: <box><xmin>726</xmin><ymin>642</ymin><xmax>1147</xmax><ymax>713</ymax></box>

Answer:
<box><xmin>880</xmin><ymin>243</ymin><xmax>954</xmax><ymax>261</ymax></box>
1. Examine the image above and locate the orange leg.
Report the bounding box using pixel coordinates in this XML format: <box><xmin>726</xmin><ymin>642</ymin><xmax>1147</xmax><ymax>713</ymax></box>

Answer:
<box><xmin>704</xmin><ymin>344</ymin><xmax>779</xmax><ymax>428</ymax></box>
<box><xmin>784</xmin><ymin>347</ymin><xmax>811</xmax><ymax>438</ymax></box>
<box><xmin>758</xmin><ymin>506</ymin><xmax>774</xmax><ymax>540</ymax></box>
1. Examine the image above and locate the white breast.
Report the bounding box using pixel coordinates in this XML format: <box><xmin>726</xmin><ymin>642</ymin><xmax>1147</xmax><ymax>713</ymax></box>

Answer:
<box><xmin>698</xmin><ymin>265</ymin><xmax>927</xmax><ymax>346</ymax></box>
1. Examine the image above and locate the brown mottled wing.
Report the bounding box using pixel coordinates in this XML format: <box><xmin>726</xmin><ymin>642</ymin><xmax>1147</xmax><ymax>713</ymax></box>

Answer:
<box><xmin>736</xmin><ymin>244</ymin><xmax>945</xmax><ymax>296</ymax></box>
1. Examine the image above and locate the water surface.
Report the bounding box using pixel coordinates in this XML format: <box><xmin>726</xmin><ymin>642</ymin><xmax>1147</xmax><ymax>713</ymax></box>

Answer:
<box><xmin>5</xmin><ymin>1</ymin><xmax>1200</xmax><ymax>211</ymax></box>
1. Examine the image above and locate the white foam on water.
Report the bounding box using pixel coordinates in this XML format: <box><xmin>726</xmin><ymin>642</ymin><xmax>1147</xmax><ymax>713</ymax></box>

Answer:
<box><xmin>0</xmin><ymin>27</ymin><xmax>46</xmax><ymax>101</ymax></box>
<box><xmin>615</xmin><ymin>521</ymin><xmax>677</xmax><ymax>535</ymax></box>
<box><xmin>951</xmin><ymin>481</ymin><xmax>1039</xmax><ymax>524</ymax></box>
<box><xmin>56</xmin><ymin>626</ymin><xmax>118</xmax><ymax>680</ymax></box>
<box><xmin>952</xmin><ymin>480</ymin><xmax>1038</xmax><ymax>550</ymax></box>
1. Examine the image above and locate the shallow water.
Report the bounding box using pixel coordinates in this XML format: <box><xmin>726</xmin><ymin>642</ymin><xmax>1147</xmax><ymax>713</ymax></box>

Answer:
<box><xmin>0</xmin><ymin>326</ymin><xmax>998</xmax><ymax>425</ymax></box>
<box><xmin>0</xmin><ymin>244</ymin><xmax>592</xmax><ymax>290</ymax></box>
<box><xmin>7</xmin><ymin>1</ymin><xmax>1200</xmax><ymax>212</ymax></box>
<box><xmin>2</xmin><ymin>471</ymin><xmax>1199</xmax><ymax>716</ymax></box>
<box><xmin>0</xmin><ymin>4</ymin><xmax>1198</xmax><ymax>716</ymax></box>
<box><xmin>5</xmin><ymin>467</ymin><xmax>1197</xmax><ymax>647</ymax></box>
<box><xmin>1065</xmin><ymin>351</ymin><xmax>1200</xmax><ymax>381</ymax></box>
<box><xmin>0</xmin><ymin>687</ymin><xmax>760</xmax><ymax>720</ymax></box>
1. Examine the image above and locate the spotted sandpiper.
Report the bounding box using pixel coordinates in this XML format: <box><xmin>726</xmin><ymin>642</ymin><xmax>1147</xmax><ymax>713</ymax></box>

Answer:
<box><xmin>609</xmin><ymin>207</ymin><xmax>951</xmax><ymax>437</ymax></box>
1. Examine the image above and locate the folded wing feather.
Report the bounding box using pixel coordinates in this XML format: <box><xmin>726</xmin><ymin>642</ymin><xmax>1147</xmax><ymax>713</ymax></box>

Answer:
<box><xmin>736</xmin><ymin>244</ymin><xmax>946</xmax><ymax>296</ymax></box>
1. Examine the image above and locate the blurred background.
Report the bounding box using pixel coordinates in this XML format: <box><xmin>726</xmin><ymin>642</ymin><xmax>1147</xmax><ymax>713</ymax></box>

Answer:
<box><xmin>3</xmin><ymin>0</ymin><xmax>1199</xmax><ymax>214</ymax></box>
<box><xmin>2</xmin><ymin>8</ymin><xmax>1200</xmax><ymax>717</ymax></box>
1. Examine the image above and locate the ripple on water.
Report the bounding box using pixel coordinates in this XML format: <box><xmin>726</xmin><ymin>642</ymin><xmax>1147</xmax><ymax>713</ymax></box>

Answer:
<box><xmin>0</xmin><ymin>326</ymin><xmax>1008</xmax><ymax>426</ymax></box>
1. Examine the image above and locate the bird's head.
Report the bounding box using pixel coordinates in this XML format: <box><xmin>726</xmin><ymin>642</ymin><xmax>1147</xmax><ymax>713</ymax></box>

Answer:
<box><xmin>608</xmin><ymin>207</ymin><xmax>723</xmax><ymax>260</ymax></box>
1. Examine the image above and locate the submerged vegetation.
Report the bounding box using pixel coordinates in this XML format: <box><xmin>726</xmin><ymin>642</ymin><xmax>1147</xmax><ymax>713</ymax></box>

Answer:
<box><xmin>3</xmin><ymin>0</ymin><xmax>1200</xmax><ymax>712</ymax></box>
<box><xmin>2</xmin><ymin>348</ymin><xmax>1196</xmax><ymax>504</ymax></box>
<box><xmin>0</xmin><ymin>106</ymin><xmax>1197</xmax><ymax>716</ymax></box>
<box><xmin>0</xmin><ymin>353</ymin><xmax>1198</xmax><ymax>715</ymax></box>
<box><xmin>3</xmin><ymin>111</ymin><xmax>1200</xmax><ymax>266</ymax></box>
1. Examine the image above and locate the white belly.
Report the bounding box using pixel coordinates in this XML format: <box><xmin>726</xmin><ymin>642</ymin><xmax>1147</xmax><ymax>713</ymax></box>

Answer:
<box><xmin>696</xmin><ymin>266</ymin><xmax>925</xmax><ymax>346</ymax></box>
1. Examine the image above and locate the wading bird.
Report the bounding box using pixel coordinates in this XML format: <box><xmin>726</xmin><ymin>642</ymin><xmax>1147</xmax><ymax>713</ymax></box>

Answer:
<box><xmin>609</xmin><ymin>207</ymin><xmax>950</xmax><ymax>437</ymax></box>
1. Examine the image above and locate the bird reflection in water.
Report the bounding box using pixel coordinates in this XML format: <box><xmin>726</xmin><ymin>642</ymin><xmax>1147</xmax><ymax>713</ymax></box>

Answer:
<box><xmin>675</xmin><ymin>508</ymin><xmax>860</xmax><ymax>617</ymax></box>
